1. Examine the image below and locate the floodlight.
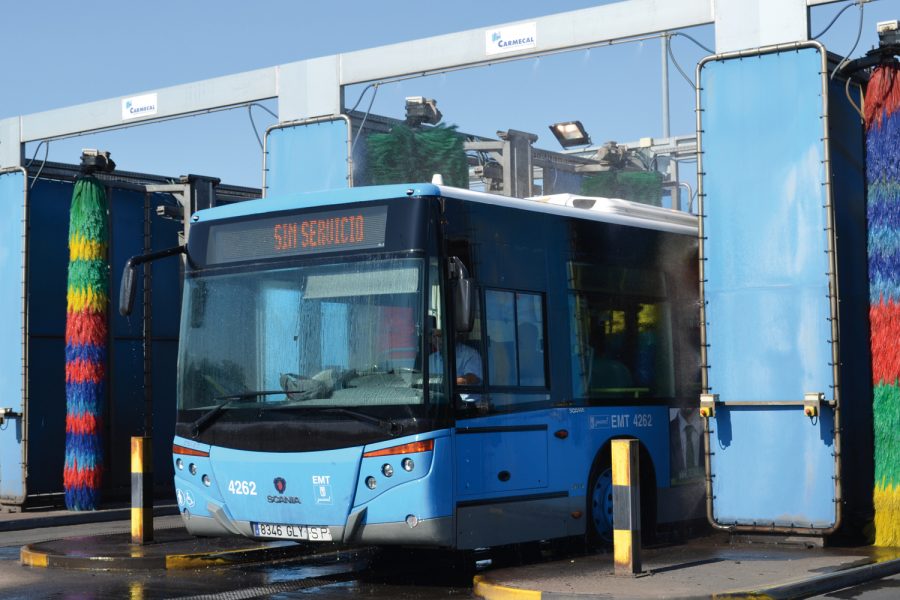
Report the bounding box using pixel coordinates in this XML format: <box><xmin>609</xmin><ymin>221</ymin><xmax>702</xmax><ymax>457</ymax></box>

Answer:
<box><xmin>549</xmin><ymin>121</ymin><xmax>591</xmax><ymax>148</ymax></box>
<box><xmin>405</xmin><ymin>96</ymin><xmax>443</xmax><ymax>126</ymax></box>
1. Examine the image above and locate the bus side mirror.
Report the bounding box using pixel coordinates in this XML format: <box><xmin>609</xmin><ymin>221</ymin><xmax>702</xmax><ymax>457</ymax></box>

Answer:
<box><xmin>449</xmin><ymin>257</ymin><xmax>474</xmax><ymax>333</ymax></box>
<box><xmin>119</xmin><ymin>259</ymin><xmax>138</xmax><ymax>317</ymax></box>
<box><xmin>118</xmin><ymin>244</ymin><xmax>188</xmax><ymax>317</ymax></box>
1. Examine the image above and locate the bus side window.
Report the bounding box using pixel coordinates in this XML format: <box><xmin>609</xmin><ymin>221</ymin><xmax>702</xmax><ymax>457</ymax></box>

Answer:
<box><xmin>484</xmin><ymin>289</ymin><xmax>547</xmax><ymax>388</ymax></box>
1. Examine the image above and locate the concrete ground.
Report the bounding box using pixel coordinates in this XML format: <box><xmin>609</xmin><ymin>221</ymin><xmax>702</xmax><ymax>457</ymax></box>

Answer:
<box><xmin>474</xmin><ymin>536</ymin><xmax>900</xmax><ymax>600</ymax></box>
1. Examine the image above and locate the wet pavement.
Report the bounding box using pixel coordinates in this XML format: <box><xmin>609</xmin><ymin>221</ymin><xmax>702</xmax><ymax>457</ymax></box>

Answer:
<box><xmin>3</xmin><ymin>503</ymin><xmax>900</xmax><ymax>599</ymax></box>
<box><xmin>0</xmin><ymin>504</ymin><xmax>476</xmax><ymax>599</ymax></box>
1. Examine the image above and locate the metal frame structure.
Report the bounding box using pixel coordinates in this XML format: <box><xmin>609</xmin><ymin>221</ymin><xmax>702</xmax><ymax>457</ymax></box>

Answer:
<box><xmin>695</xmin><ymin>41</ymin><xmax>852</xmax><ymax>536</ymax></box>
<box><xmin>0</xmin><ymin>0</ymin><xmax>843</xmax><ymax>170</ymax></box>
<box><xmin>0</xmin><ymin>166</ymin><xmax>29</xmax><ymax>506</ymax></box>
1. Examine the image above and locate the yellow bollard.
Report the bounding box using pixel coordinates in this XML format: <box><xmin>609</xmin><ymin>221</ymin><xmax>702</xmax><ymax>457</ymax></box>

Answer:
<box><xmin>131</xmin><ymin>436</ymin><xmax>153</xmax><ymax>544</ymax></box>
<box><xmin>612</xmin><ymin>439</ymin><xmax>641</xmax><ymax>576</ymax></box>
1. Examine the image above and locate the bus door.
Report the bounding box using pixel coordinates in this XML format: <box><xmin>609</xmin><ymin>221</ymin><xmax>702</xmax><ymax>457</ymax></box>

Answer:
<box><xmin>453</xmin><ymin>288</ymin><xmax>559</xmax><ymax>547</ymax></box>
<box><xmin>698</xmin><ymin>46</ymin><xmax>842</xmax><ymax>533</ymax></box>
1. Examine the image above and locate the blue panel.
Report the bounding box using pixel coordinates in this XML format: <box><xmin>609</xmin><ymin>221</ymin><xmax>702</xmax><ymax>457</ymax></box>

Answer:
<box><xmin>456</xmin><ymin>429</ymin><xmax>548</xmax><ymax>495</ymax></box>
<box><xmin>710</xmin><ymin>407</ymin><xmax>836</xmax><ymax>526</ymax></box>
<box><xmin>265</xmin><ymin>119</ymin><xmax>351</xmax><ymax>197</ymax></box>
<box><xmin>826</xmin><ymin>76</ymin><xmax>873</xmax><ymax>523</ymax></box>
<box><xmin>108</xmin><ymin>339</ymin><xmax>144</xmax><ymax>489</ymax></box>
<box><xmin>152</xmin><ymin>340</ymin><xmax>178</xmax><ymax>487</ymax></box>
<box><xmin>149</xmin><ymin>199</ymin><xmax>183</xmax><ymax>338</ymax></box>
<box><xmin>110</xmin><ymin>187</ymin><xmax>149</xmax><ymax>338</ymax></box>
<box><xmin>700</xmin><ymin>48</ymin><xmax>837</xmax><ymax>527</ymax></box>
<box><xmin>23</xmin><ymin>338</ymin><xmax>67</xmax><ymax>495</ymax></box>
<box><xmin>356</xmin><ymin>435</ymin><xmax>454</xmax><ymax>524</ymax></box>
<box><xmin>26</xmin><ymin>179</ymin><xmax>71</xmax><ymax>338</ymax></box>
<box><xmin>106</xmin><ymin>187</ymin><xmax>182</xmax><ymax>494</ymax></box>
<box><xmin>0</xmin><ymin>170</ymin><xmax>26</xmax><ymax>502</ymax></box>
<box><xmin>205</xmin><ymin>444</ymin><xmax>364</xmax><ymax>525</ymax></box>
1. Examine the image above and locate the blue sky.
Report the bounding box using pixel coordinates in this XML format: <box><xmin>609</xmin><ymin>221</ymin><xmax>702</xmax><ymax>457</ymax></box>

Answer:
<box><xmin>0</xmin><ymin>0</ymin><xmax>895</xmax><ymax>188</ymax></box>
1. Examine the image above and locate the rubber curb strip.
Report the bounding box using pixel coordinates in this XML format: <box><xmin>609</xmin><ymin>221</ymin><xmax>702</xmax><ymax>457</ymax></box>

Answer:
<box><xmin>473</xmin><ymin>555</ymin><xmax>900</xmax><ymax>600</ymax></box>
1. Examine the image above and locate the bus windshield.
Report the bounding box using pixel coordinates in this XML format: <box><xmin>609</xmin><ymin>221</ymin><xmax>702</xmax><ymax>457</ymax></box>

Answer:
<box><xmin>177</xmin><ymin>257</ymin><xmax>426</xmax><ymax>415</ymax></box>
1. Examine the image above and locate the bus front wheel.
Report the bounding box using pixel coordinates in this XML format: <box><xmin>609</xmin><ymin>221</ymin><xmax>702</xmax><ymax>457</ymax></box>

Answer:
<box><xmin>586</xmin><ymin>445</ymin><xmax>658</xmax><ymax>549</ymax></box>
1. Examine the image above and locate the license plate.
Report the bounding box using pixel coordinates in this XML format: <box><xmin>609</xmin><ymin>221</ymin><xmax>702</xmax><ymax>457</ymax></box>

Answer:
<box><xmin>252</xmin><ymin>522</ymin><xmax>333</xmax><ymax>541</ymax></box>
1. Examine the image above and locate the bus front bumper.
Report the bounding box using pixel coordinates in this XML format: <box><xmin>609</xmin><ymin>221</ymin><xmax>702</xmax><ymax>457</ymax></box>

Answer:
<box><xmin>181</xmin><ymin>503</ymin><xmax>455</xmax><ymax>547</ymax></box>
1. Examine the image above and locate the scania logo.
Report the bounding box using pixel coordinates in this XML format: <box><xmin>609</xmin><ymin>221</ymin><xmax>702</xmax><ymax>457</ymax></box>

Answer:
<box><xmin>268</xmin><ymin>476</ymin><xmax>299</xmax><ymax>503</ymax></box>
<box><xmin>267</xmin><ymin>495</ymin><xmax>301</xmax><ymax>504</ymax></box>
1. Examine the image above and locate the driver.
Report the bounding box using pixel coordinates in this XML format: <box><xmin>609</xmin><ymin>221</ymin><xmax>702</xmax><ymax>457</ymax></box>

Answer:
<box><xmin>429</xmin><ymin>325</ymin><xmax>482</xmax><ymax>386</ymax></box>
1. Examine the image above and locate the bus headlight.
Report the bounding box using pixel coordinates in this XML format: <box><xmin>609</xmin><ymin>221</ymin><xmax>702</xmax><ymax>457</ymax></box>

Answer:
<box><xmin>406</xmin><ymin>514</ymin><xmax>419</xmax><ymax>528</ymax></box>
<box><xmin>176</xmin><ymin>458</ymin><xmax>184</xmax><ymax>470</ymax></box>
<box><xmin>401</xmin><ymin>458</ymin><xmax>414</xmax><ymax>472</ymax></box>
<box><xmin>382</xmin><ymin>464</ymin><xmax>394</xmax><ymax>477</ymax></box>
<box><xmin>366</xmin><ymin>476</ymin><xmax>377</xmax><ymax>490</ymax></box>
<box><xmin>189</xmin><ymin>463</ymin><xmax>198</xmax><ymax>475</ymax></box>
<box><xmin>202</xmin><ymin>474</ymin><xmax>211</xmax><ymax>487</ymax></box>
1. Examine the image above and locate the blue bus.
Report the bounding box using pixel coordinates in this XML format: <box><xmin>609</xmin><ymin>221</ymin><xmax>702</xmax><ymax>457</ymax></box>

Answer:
<box><xmin>122</xmin><ymin>184</ymin><xmax>698</xmax><ymax>549</ymax></box>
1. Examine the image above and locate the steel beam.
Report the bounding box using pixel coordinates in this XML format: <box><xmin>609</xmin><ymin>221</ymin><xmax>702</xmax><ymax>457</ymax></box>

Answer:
<box><xmin>5</xmin><ymin>1</ymin><xmax>714</xmax><ymax>150</ymax></box>
<box><xmin>20</xmin><ymin>67</ymin><xmax>277</xmax><ymax>144</ymax></box>
<box><xmin>0</xmin><ymin>0</ymin><xmax>847</xmax><ymax>169</ymax></box>
<box><xmin>338</xmin><ymin>0</ymin><xmax>713</xmax><ymax>86</ymax></box>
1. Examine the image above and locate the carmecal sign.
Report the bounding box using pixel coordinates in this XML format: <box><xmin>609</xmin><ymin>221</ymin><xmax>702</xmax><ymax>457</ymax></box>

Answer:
<box><xmin>121</xmin><ymin>93</ymin><xmax>158</xmax><ymax>121</ymax></box>
<box><xmin>485</xmin><ymin>22</ymin><xmax>536</xmax><ymax>56</ymax></box>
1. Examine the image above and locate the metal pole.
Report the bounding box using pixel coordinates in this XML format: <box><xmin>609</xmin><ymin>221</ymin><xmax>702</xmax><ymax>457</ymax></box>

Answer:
<box><xmin>661</xmin><ymin>34</ymin><xmax>670</xmax><ymax>139</ymax></box>
<box><xmin>142</xmin><ymin>192</ymin><xmax>153</xmax><ymax>438</ymax></box>
<box><xmin>131</xmin><ymin>436</ymin><xmax>153</xmax><ymax>544</ymax></box>
<box><xmin>661</xmin><ymin>34</ymin><xmax>681</xmax><ymax>210</ymax></box>
<box><xmin>612</xmin><ymin>439</ymin><xmax>642</xmax><ymax>576</ymax></box>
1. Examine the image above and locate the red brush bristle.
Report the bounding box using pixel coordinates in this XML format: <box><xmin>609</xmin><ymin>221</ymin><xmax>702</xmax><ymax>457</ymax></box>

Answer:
<box><xmin>65</xmin><ymin>359</ymin><xmax>105</xmax><ymax>385</ymax></box>
<box><xmin>870</xmin><ymin>300</ymin><xmax>900</xmax><ymax>385</ymax></box>
<box><xmin>66</xmin><ymin>413</ymin><xmax>101</xmax><ymax>435</ymax></box>
<box><xmin>865</xmin><ymin>63</ymin><xmax>900</xmax><ymax>131</ymax></box>
<box><xmin>63</xmin><ymin>464</ymin><xmax>102</xmax><ymax>489</ymax></box>
<box><xmin>65</xmin><ymin>311</ymin><xmax>108</xmax><ymax>346</ymax></box>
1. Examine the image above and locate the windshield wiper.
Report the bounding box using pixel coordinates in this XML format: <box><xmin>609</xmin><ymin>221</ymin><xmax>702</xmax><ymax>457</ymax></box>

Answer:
<box><xmin>190</xmin><ymin>390</ymin><xmax>285</xmax><ymax>437</ymax></box>
<box><xmin>319</xmin><ymin>407</ymin><xmax>403</xmax><ymax>436</ymax></box>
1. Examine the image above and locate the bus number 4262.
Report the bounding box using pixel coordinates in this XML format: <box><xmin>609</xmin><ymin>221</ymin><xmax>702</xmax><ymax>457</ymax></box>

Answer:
<box><xmin>228</xmin><ymin>480</ymin><xmax>257</xmax><ymax>496</ymax></box>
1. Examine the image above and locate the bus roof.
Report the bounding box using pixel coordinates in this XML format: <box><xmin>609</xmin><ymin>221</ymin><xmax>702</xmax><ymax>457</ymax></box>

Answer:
<box><xmin>193</xmin><ymin>183</ymin><xmax>698</xmax><ymax>236</ymax></box>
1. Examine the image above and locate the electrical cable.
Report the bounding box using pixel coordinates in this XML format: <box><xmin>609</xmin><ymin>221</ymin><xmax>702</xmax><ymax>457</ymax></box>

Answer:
<box><xmin>251</xmin><ymin>103</ymin><xmax>277</xmax><ymax>119</ymax></box>
<box><xmin>348</xmin><ymin>84</ymin><xmax>378</xmax><ymax>113</ymax></box>
<box><xmin>812</xmin><ymin>1</ymin><xmax>858</xmax><ymax>40</ymax></box>
<box><xmin>845</xmin><ymin>74</ymin><xmax>865</xmax><ymax>120</ymax></box>
<box><xmin>350</xmin><ymin>83</ymin><xmax>379</xmax><ymax>156</ymax></box>
<box><xmin>24</xmin><ymin>140</ymin><xmax>47</xmax><ymax>168</ymax></box>
<box><xmin>831</xmin><ymin>1</ymin><xmax>865</xmax><ymax>80</ymax></box>
<box><xmin>667</xmin><ymin>35</ymin><xmax>697</xmax><ymax>90</ymax></box>
<box><xmin>247</xmin><ymin>103</ymin><xmax>278</xmax><ymax>151</ymax></box>
<box><xmin>670</xmin><ymin>31</ymin><xmax>714</xmax><ymax>55</ymax></box>
<box><xmin>247</xmin><ymin>106</ymin><xmax>264</xmax><ymax>151</ymax></box>
<box><xmin>25</xmin><ymin>140</ymin><xmax>49</xmax><ymax>190</ymax></box>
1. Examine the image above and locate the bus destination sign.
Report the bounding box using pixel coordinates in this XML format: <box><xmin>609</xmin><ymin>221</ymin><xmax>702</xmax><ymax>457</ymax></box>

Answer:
<box><xmin>206</xmin><ymin>205</ymin><xmax>388</xmax><ymax>265</ymax></box>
